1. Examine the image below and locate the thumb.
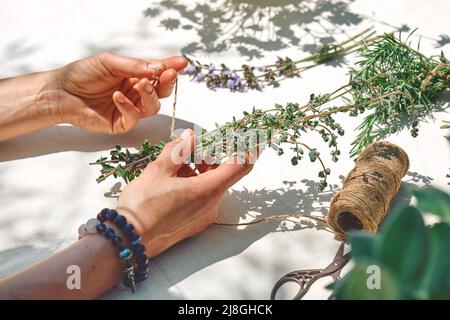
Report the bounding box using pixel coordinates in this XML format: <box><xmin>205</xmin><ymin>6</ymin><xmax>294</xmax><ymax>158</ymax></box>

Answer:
<box><xmin>194</xmin><ymin>152</ymin><xmax>254</xmax><ymax>194</ymax></box>
<box><xmin>149</xmin><ymin>129</ymin><xmax>194</xmax><ymax>176</ymax></box>
<box><xmin>99</xmin><ymin>52</ymin><xmax>166</xmax><ymax>79</ymax></box>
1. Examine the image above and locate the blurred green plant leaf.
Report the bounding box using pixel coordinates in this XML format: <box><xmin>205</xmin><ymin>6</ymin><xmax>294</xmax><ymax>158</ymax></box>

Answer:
<box><xmin>333</xmin><ymin>262</ymin><xmax>399</xmax><ymax>300</ymax></box>
<box><xmin>413</xmin><ymin>187</ymin><xmax>450</xmax><ymax>223</ymax></box>
<box><xmin>348</xmin><ymin>232</ymin><xmax>380</xmax><ymax>264</ymax></box>
<box><xmin>420</xmin><ymin>223</ymin><xmax>450</xmax><ymax>299</ymax></box>
<box><xmin>379</xmin><ymin>205</ymin><xmax>428</xmax><ymax>289</ymax></box>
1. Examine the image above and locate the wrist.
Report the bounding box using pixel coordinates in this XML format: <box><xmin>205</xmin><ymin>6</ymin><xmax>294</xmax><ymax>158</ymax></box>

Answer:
<box><xmin>0</xmin><ymin>70</ymin><xmax>66</xmax><ymax>141</ymax></box>
<box><xmin>115</xmin><ymin>206</ymin><xmax>157</xmax><ymax>255</ymax></box>
<box><xmin>35</xmin><ymin>69</ymin><xmax>66</xmax><ymax>126</ymax></box>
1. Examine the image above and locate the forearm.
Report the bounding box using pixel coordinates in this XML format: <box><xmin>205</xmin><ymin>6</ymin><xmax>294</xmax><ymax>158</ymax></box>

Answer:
<box><xmin>0</xmin><ymin>233</ymin><xmax>122</xmax><ymax>299</ymax></box>
<box><xmin>0</xmin><ymin>71</ymin><xmax>63</xmax><ymax>141</ymax></box>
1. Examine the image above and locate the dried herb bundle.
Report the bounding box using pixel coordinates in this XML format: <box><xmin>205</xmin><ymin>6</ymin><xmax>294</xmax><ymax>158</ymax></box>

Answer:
<box><xmin>92</xmin><ymin>33</ymin><xmax>449</xmax><ymax>191</ymax></box>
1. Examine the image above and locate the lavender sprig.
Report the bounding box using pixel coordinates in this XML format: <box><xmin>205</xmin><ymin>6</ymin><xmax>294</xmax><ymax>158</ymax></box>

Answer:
<box><xmin>182</xmin><ymin>28</ymin><xmax>380</xmax><ymax>92</ymax></box>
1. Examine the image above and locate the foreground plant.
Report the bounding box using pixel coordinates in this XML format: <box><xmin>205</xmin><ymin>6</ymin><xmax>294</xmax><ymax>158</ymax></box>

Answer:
<box><xmin>91</xmin><ymin>32</ymin><xmax>449</xmax><ymax>191</ymax></box>
<box><xmin>332</xmin><ymin>186</ymin><xmax>450</xmax><ymax>299</ymax></box>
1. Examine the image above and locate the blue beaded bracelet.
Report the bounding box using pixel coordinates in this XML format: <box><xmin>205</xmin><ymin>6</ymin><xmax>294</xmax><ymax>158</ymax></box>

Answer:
<box><xmin>78</xmin><ymin>208</ymin><xmax>150</xmax><ymax>292</ymax></box>
<box><xmin>98</xmin><ymin>209</ymin><xmax>150</xmax><ymax>283</ymax></box>
<box><xmin>94</xmin><ymin>222</ymin><xmax>136</xmax><ymax>293</ymax></box>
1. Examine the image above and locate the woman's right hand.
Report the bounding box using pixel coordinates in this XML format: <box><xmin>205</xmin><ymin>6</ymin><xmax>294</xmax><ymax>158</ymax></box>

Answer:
<box><xmin>116</xmin><ymin>129</ymin><xmax>254</xmax><ymax>256</ymax></box>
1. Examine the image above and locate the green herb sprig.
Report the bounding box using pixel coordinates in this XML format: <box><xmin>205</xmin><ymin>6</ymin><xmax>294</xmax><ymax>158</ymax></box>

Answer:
<box><xmin>91</xmin><ymin>32</ymin><xmax>449</xmax><ymax>191</ymax></box>
<box><xmin>349</xmin><ymin>32</ymin><xmax>450</xmax><ymax>157</ymax></box>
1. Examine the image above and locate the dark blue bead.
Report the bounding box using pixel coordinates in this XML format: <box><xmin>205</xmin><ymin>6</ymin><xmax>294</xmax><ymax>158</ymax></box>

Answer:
<box><xmin>137</xmin><ymin>261</ymin><xmax>149</xmax><ymax>271</ymax></box>
<box><xmin>136</xmin><ymin>269</ymin><xmax>148</xmax><ymax>277</ymax></box>
<box><xmin>105</xmin><ymin>228</ymin><xmax>115</xmax><ymax>239</ymax></box>
<box><xmin>99</xmin><ymin>208</ymin><xmax>109</xmax><ymax>222</ymax></box>
<box><xmin>112</xmin><ymin>236</ymin><xmax>123</xmax><ymax>247</ymax></box>
<box><xmin>114</xmin><ymin>215</ymin><xmax>127</xmax><ymax>227</ymax></box>
<box><xmin>130</xmin><ymin>234</ymin><xmax>142</xmax><ymax>246</ymax></box>
<box><xmin>134</xmin><ymin>244</ymin><xmax>146</xmax><ymax>256</ymax></box>
<box><xmin>106</xmin><ymin>209</ymin><xmax>118</xmax><ymax>221</ymax></box>
<box><xmin>136</xmin><ymin>271</ymin><xmax>149</xmax><ymax>282</ymax></box>
<box><xmin>123</xmin><ymin>223</ymin><xmax>134</xmax><ymax>235</ymax></box>
<box><xmin>127</xmin><ymin>232</ymin><xmax>138</xmax><ymax>241</ymax></box>
<box><xmin>136</xmin><ymin>255</ymin><xmax>149</xmax><ymax>266</ymax></box>
<box><xmin>96</xmin><ymin>223</ymin><xmax>107</xmax><ymax>234</ymax></box>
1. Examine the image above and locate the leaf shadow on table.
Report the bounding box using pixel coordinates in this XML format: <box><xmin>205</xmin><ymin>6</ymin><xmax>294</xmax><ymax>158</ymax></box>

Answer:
<box><xmin>102</xmin><ymin>177</ymin><xmax>339</xmax><ymax>299</ymax></box>
<box><xmin>102</xmin><ymin>169</ymin><xmax>433</xmax><ymax>299</ymax></box>
<box><xmin>0</xmin><ymin>114</ymin><xmax>193</xmax><ymax>162</ymax></box>
<box><xmin>143</xmin><ymin>0</ymin><xmax>364</xmax><ymax>60</ymax></box>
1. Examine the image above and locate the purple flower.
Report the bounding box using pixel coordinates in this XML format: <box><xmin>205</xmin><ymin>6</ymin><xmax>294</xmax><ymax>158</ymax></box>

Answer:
<box><xmin>184</xmin><ymin>64</ymin><xmax>197</xmax><ymax>74</ymax></box>
<box><xmin>193</xmin><ymin>72</ymin><xmax>205</xmax><ymax>82</ymax></box>
<box><xmin>226</xmin><ymin>79</ymin><xmax>236</xmax><ymax>89</ymax></box>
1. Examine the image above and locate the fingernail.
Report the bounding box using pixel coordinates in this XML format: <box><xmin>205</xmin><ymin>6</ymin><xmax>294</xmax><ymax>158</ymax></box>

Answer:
<box><xmin>117</xmin><ymin>93</ymin><xmax>125</xmax><ymax>104</ymax></box>
<box><xmin>147</xmin><ymin>62</ymin><xmax>164</xmax><ymax>74</ymax></box>
<box><xmin>180</xmin><ymin>129</ymin><xmax>191</xmax><ymax>140</ymax></box>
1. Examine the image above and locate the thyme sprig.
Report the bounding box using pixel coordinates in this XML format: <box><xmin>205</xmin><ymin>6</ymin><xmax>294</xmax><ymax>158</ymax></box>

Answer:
<box><xmin>183</xmin><ymin>28</ymin><xmax>380</xmax><ymax>92</ymax></box>
<box><xmin>92</xmin><ymin>32</ymin><xmax>449</xmax><ymax>192</ymax></box>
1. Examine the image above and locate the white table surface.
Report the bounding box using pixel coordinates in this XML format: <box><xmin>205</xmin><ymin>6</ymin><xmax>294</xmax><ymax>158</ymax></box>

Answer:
<box><xmin>0</xmin><ymin>0</ymin><xmax>449</xmax><ymax>299</ymax></box>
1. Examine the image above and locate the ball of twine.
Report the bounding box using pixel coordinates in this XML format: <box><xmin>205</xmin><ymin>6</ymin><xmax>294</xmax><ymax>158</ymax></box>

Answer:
<box><xmin>327</xmin><ymin>141</ymin><xmax>409</xmax><ymax>238</ymax></box>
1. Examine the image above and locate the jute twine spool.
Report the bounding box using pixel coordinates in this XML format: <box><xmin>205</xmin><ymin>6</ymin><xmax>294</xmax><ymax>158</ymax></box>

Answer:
<box><xmin>327</xmin><ymin>141</ymin><xmax>409</xmax><ymax>238</ymax></box>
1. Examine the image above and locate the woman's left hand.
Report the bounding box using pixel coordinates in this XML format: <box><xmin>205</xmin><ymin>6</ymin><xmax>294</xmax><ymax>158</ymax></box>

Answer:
<box><xmin>54</xmin><ymin>52</ymin><xmax>188</xmax><ymax>134</ymax></box>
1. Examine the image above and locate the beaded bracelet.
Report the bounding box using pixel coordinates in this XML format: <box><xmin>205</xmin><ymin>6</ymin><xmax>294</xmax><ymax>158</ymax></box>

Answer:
<box><xmin>78</xmin><ymin>208</ymin><xmax>150</xmax><ymax>293</ymax></box>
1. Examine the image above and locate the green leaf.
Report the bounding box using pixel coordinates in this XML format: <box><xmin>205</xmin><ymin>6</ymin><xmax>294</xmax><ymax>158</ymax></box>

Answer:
<box><xmin>413</xmin><ymin>187</ymin><xmax>450</xmax><ymax>223</ymax></box>
<box><xmin>379</xmin><ymin>205</ymin><xmax>429</xmax><ymax>288</ymax></box>
<box><xmin>291</xmin><ymin>156</ymin><xmax>298</xmax><ymax>166</ymax></box>
<box><xmin>334</xmin><ymin>262</ymin><xmax>399</xmax><ymax>300</ymax></box>
<box><xmin>348</xmin><ymin>232</ymin><xmax>380</xmax><ymax>264</ymax></box>
<box><xmin>420</xmin><ymin>223</ymin><xmax>450</xmax><ymax>299</ymax></box>
<box><xmin>308</xmin><ymin>149</ymin><xmax>317</xmax><ymax>162</ymax></box>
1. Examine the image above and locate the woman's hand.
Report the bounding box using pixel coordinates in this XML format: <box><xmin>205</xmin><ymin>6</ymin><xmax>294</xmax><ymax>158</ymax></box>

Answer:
<box><xmin>56</xmin><ymin>52</ymin><xmax>188</xmax><ymax>134</ymax></box>
<box><xmin>116</xmin><ymin>129</ymin><xmax>254</xmax><ymax>256</ymax></box>
<box><xmin>0</xmin><ymin>129</ymin><xmax>254</xmax><ymax>299</ymax></box>
<box><xmin>0</xmin><ymin>52</ymin><xmax>188</xmax><ymax>141</ymax></box>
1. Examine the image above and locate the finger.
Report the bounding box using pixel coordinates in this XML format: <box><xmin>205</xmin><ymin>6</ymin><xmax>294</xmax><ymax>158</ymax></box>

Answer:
<box><xmin>100</xmin><ymin>51</ymin><xmax>166</xmax><ymax>79</ymax></box>
<box><xmin>112</xmin><ymin>91</ymin><xmax>141</xmax><ymax>133</ymax></box>
<box><xmin>156</xmin><ymin>68</ymin><xmax>177</xmax><ymax>98</ymax></box>
<box><xmin>148</xmin><ymin>56</ymin><xmax>188</xmax><ymax>72</ymax></box>
<box><xmin>136</xmin><ymin>78</ymin><xmax>161</xmax><ymax>116</ymax></box>
<box><xmin>147</xmin><ymin>129</ymin><xmax>195</xmax><ymax>176</ymax></box>
<box><xmin>193</xmin><ymin>153</ymin><xmax>254</xmax><ymax>193</ymax></box>
<box><xmin>119</xmin><ymin>78</ymin><xmax>140</xmax><ymax>94</ymax></box>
